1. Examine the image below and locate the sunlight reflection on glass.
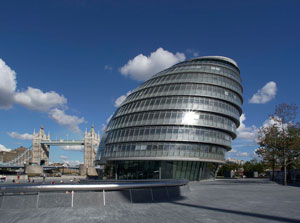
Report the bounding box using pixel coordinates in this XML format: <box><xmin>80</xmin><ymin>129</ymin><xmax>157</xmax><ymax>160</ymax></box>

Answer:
<box><xmin>182</xmin><ymin>112</ymin><xmax>199</xmax><ymax>125</ymax></box>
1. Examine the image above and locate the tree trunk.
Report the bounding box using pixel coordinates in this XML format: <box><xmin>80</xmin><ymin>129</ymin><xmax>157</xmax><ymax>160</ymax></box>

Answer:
<box><xmin>272</xmin><ymin>160</ymin><xmax>275</xmax><ymax>181</ymax></box>
<box><xmin>284</xmin><ymin>156</ymin><xmax>287</xmax><ymax>186</ymax></box>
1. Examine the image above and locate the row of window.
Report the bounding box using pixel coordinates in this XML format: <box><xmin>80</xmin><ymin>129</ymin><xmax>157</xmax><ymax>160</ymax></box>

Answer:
<box><xmin>101</xmin><ymin>150</ymin><xmax>225</xmax><ymax>162</ymax></box>
<box><xmin>99</xmin><ymin>142</ymin><xmax>226</xmax><ymax>161</ymax></box>
<box><xmin>123</xmin><ymin>83</ymin><xmax>242</xmax><ymax>108</ymax></box>
<box><xmin>115</xmin><ymin>96</ymin><xmax>240</xmax><ymax>121</ymax></box>
<box><xmin>154</xmin><ymin>61</ymin><xmax>241</xmax><ymax>83</ymax></box>
<box><xmin>104</xmin><ymin>126</ymin><xmax>232</xmax><ymax>147</ymax></box>
<box><xmin>135</xmin><ymin>71</ymin><xmax>243</xmax><ymax>97</ymax></box>
<box><xmin>107</xmin><ymin>110</ymin><xmax>237</xmax><ymax>135</ymax></box>
<box><xmin>177</xmin><ymin>59</ymin><xmax>240</xmax><ymax>76</ymax></box>
<box><xmin>152</xmin><ymin>64</ymin><xmax>242</xmax><ymax>86</ymax></box>
<box><xmin>101</xmin><ymin>142</ymin><xmax>226</xmax><ymax>154</ymax></box>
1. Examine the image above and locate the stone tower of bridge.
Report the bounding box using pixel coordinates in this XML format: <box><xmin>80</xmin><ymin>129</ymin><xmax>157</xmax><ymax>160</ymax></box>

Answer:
<box><xmin>84</xmin><ymin>125</ymin><xmax>100</xmax><ymax>169</ymax></box>
<box><xmin>32</xmin><ymin>126</ymin><xmax>50</xmax><ymax>166</ymax></box>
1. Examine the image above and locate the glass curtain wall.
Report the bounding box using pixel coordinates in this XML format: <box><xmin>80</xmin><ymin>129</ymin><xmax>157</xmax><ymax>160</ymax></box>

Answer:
<box><xmin>96</xmin><ymin>56</ymin><xmax>242</xmax><ymax>181</ymax></box>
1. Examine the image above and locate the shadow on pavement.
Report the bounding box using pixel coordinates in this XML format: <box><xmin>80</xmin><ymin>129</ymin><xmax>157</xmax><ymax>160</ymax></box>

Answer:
<box><xmin>171</xmin><ymin>201</ymin><xmax>300</xmax><ymax>223</ymax></box>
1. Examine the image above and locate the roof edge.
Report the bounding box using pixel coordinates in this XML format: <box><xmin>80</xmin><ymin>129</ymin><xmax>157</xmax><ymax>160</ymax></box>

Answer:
<box><xmin>191</xmin><ymin>56</ymin><xmax>239</xmax><ymax>68</ymax></box>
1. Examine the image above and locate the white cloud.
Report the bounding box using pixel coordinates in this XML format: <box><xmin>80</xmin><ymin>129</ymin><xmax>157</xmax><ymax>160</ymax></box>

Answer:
<box><xmin>120</xmin><ymin>48</ymin><xmax>185</xmax><ymax>81</ymax></box>
<box><xmin>227</xmin><ymin>148</ymin><xmax>250</xmax><ymax>158</ymax></box>
<box><xmin>0</xmin><ymin>58</ymin><xmax>87</xmax><ymax>133</ymax></box>
<box><xmin>63</xmin><ymin>160</ymin><xmax>82</xmax><ymax>166</ymax></box>
<box><xmin>59</xmin><ymin>155</ymin><xmax>68</xmax><ymax>160</ymax></box>
<box><xmin>228</xmin><ymin>149</ymin><xmax>237</xmax><ymax>153</ymax></box>
<box><xmin>0</xmin><ymin>58</ymin><xmax>67</xmax><ymax>112</ymax></box>
<box><xmin>49</xmin><ymin>108</ymin><xmax>86</xmax><ymax>133</ymax></box>
<box><xmin>101</xmin><ymin>114</ymin><xmax>113</xmax><ymax>132</ymax></box>
<box><xmin>104</xmin><ymin>65</ymin><xmax>113</xmax><ymax>71</ymax></box>
<box><xmin>0</xmin><ymin>59</ymin><xmax>17</xmax><ymax>109</ymax></box>
<box><xmin>249</xmin><ymin>81</ymin><xmax>277</xmax><ymax>104</ymax></box>
<box><xmin>60</xmin><ymin>145</ymin><xmax>84</xmax><ymax>151</ymax></box>
<box><xmin>0</xmin><ymin>144</ymin><xmax>11</xmax><ymax>152</ymax></box>
<box><xmin>101</xmin><ymin>124</ymin><xmax>107</xmax><ymax>133</ymax></box>
<box><xmin>232</xmin><ymin>143</ymin><xmax>256</xmax><ymax>148</ymax></box>
<box><xmin>236</xmin><ymin>152</ymin><xmax>250</xmax><ymax>157</ymax></box>
<box><xmin>114</xmin><ymin>90</ymin><xmax>132</xmax><ymax>107</ymax></box>
<box><xmin>186</xmin><ymin>49</ymin><xmax>199</xmax><ymax>58</ymax></box>
<box><xmin>14</xmin><ymin>87</ymin><xmax>67</xmax><ymax>112</ymax></box>
<box><xmin>236</xmin><ymin>114</ymin><xmax>259</xmax><ymax>141</ymax></box>
<box><xmin>8</xmin><ymin>132</ymin><xmax>33</xmax><ymax>140</ymax></box>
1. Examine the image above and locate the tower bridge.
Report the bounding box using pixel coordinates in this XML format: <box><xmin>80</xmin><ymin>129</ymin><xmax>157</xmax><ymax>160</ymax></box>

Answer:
<box><xmin>0</xmin><ymin>125</ymin><xmax>100</xmax><ymax>176</ymax></box>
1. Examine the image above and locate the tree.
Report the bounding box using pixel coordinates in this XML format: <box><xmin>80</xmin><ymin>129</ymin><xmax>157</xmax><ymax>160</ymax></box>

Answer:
<box><xmin>256</xmin><ymin>124</ymin><xmax>280</xmax><ymax>181</ymax></box>
<box><xmin>273</xmin><ymin>103</ymin><xmax>298</xmax><ymax>185</ymax></box>
<box><xmin>217</xmin><ymin>163</ymin><xmax>240</xmax><ymax>177</ymax></box>
<box><xmin>243</xmin><ymin>159</ymin><xmax>265</xmax><ymax>177</ymax></box>
<box><xmin>257</xmin><ymin>103</ymin><xmax>300</xmax><ymax>185</ymax></box>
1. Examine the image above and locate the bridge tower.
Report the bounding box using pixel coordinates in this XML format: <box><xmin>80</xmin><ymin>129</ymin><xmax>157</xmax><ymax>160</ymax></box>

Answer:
<box><xmin>84</xmin><ymin>125</ymin><xmax>100</xmax><ymax>169</ymax></box>
<box><xmin>32</xmin><ymin>126</ymin><xmax>50</xmax><ymax>166</ymax></box>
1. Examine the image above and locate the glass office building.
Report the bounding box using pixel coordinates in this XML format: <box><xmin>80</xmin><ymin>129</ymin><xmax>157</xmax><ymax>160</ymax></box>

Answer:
<box><xmin>96</xmin><ymin>56</ymin><xmax>242</xmax><ymax>181</ymax></box>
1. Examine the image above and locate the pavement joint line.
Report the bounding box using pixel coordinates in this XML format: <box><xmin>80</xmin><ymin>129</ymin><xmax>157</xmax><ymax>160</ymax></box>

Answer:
<box><xmin>129</xmin><ymin>189</ymin><xmax>132</xmax><ymax>203</ymax></box>
<box><xmin>36</xmin><ymin>192</ymin><xmax>39</xmax><ymax>208</ymax></box>
<box><xmin>103</xmin><ymin>190</ymin><xmax>105</xmax><ymax>206</ymax></box>
<box><xmin>150</xmin><ymin>188</ymin><xmax>154</xmax><ymax>201</ymax></box>
<box><xmin>71</xmin><ymin>190</ymin><xmax>74</xmax><ymax>208</ymax></box>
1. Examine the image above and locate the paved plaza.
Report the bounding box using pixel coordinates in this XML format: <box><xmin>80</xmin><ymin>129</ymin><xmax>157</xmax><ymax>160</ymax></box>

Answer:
<box><xmin>1</xmin><ymin>178</ymin><xmax>300</xmax><ymax>223</ymax></box>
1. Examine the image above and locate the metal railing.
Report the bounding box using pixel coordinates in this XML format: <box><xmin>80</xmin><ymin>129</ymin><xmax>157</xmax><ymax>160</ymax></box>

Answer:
<box><xmin>0</xmin><ymin>179</ymin><xmax>188</xmax><ymax>193</ymax></box>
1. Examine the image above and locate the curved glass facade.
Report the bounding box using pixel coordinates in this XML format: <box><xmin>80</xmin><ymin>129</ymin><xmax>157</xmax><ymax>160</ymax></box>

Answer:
<box><xmin>96</xmin><ymin>56</ymin><xmax>242</xmax><ymax>181</ymax></box>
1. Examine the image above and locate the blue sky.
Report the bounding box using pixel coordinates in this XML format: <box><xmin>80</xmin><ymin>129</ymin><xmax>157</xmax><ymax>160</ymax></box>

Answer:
<box><xmin>1</xmin><ymin>0</ymin><xmax>300</xmax><ymax>165</ymax></box>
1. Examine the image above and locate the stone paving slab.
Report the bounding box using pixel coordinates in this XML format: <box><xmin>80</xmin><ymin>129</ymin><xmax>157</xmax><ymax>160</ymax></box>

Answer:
<box><xmin>38</xmin><ymin>192</ymin><xmax>72</xmax><ymax>208</ymax></box>
<box><xmin>1</xmin><ymin>194</ymin><xmax>37</xmax><ymax>209</ymax></box>
<box><xmin>1</xmin><ymin>179</ymin><xmax>300</xmax><ymax>223</ymax></box>
<box><xmin>105</xmin><ymin>190</ymin><xmax>131</xmax><ymax>206</ymax></box>
<box><xmin>73</xmin><ymin>191</ymin><xmax>103</xmax><ymax>208</ymax></box>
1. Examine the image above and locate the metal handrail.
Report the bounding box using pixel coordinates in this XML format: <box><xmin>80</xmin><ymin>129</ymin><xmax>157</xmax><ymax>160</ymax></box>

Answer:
<box><xmin>0</xmin><ymin>179</ymin><xmax>188</xmax><ymax>193</ymax></box>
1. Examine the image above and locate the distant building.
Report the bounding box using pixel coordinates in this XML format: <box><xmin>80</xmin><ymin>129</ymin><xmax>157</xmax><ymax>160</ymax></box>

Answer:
<box><xmin>96</xmin><ymin>56</ymin><xmax>243</xmax><ymax>181</ymax></box>
<box><xmin>226</xmin><ymin>158</ymin><xmax>245</xmax><ymax>165</ymax></box>
<box><xmin>0</xmin><ymin>147</ymin><xmax>31</xmax><ymax>164</ymax></box>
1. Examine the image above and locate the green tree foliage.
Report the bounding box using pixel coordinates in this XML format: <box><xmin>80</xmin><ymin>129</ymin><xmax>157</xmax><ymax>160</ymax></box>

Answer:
<box><xmin>256</xmin><ymin>124</ymin><xmax>280</xmax><ymax>181</ymax></box>
<box><xmin>243</xmin><ymin>160</ymin><xmax>264</xmax><ymax>175</ymax></box>
<box><xmin>256</xmin><ymin>103</ymin><xmax>300</xmax><ymax>185</ymax></box>
<box><xmin>217</xmin><ymin>163</ymin><xmax>240</xmax><ymax>177</ymax></box>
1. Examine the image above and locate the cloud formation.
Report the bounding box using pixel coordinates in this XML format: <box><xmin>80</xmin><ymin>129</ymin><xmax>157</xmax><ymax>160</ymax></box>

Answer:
<box><xmin>236</xmin><ymin>151</ymin><xmax>250</xmax><ymax>157</ymax></box>
<box><xmin>49</xmin><ymin>108</ymin><xmax>86</xmax><ymax>133</ymax></box>
<box><xmin>14</xmin><ymin>87</ymin><xmax>67</xmax><ymax>112</ymax></box>
<box><xmin>234</xmin><ymin>114</ymin><xmax>284</xmax><ymax>160</ymax></box>
<box><xmin>101</xmin><ymin>114</ymin><xmax>113</xmax><ymax>132</ymax></box>
<box><xmin>186</xmin><ymin>49</ymin><xmax>199</xmax><ymax>58</ymax></box>
<box><xmin>114</xmin><ymin>90</ymin><xmax>132</xmax><ymax>107</ymax></box>
<box><xmin>8</xmin><ymin>132</ymin><xmax>33</xmax><ymax>140</ymax></box>
<box><xmin>236</xmin><ymin>114</ymin><xmax>259</xmax><ymax>141</ymax></box>
<box><xmin>0</xmin><ymin>144</ymin><xmax>11</xmax><ymax>152</ymax></box>
<box><xmin>63</xmin><ymin>160</ymin><xmax>82</xmax><ymax>166</ymax></box>
<box><xmin>120</xmin><ymin>48</ymin><xmax>185</xmax><ymax>81</ymax></box>
<box><xmin>104</xmin><ymin>65</ymin><xmax>113</xmax><ymax>71</ymax></box>
<box><xmin>0</xmin><ymin>58</ymin><xmax>86</xmax><ymax>133</ymax></box>
<box><xmin>59</xmin><ymin>155</ymin><xmax>68</xmax><ymax>160</ymax></box>
<box><xmin>249</xmin><ymin>81</ymin><xmax>277</xmax><ymax>104</ymax></box>
<box><xmin>227</xmin><ymin>149</ymin><xmax>250</xmax><ymax>158</ymax></box>
<box><xmin>0</xmin><ymin>59</ymin><xmax>17</xmax><ymax>109</ymax></box>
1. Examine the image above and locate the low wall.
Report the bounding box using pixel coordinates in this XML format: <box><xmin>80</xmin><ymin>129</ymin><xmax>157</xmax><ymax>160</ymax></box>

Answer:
<box><xmin>0</xmin><ymin>180</ymin><xmax>189</xmax><ymax>208</ymax></box>
<box><xmin>25</xmin><ymin>165</ymin><xmax>43</xmax><ymax>176</ymax></box>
